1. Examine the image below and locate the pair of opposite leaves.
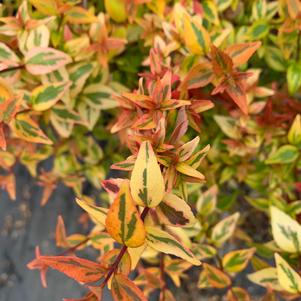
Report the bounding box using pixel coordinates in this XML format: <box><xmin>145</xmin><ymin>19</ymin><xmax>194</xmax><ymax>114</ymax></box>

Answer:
<box><xmin>106</xmin><ymin>140</ymin><xmax>165</xmax><ymax>248</ymax></box>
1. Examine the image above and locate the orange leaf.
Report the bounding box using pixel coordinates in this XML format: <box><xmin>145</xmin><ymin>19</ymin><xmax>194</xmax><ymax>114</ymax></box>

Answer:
<box><xmin>28</xmin><ymin>255</ymin><xmax>107</xmax><ymax>284</ymax></box>
<box><xmin>56</xmin><ymin>216</ymin><xmax>69</xmax><ymax>248</ymax></box>
<box><xmin>203</xmin><ymin>263</ymin><xmax>231</xmax><ymax>288</ymax></box>
<box><xmin>225</xmin><ymin>42</ymin><xmax>261</xmax><ymax>67</ymax></box>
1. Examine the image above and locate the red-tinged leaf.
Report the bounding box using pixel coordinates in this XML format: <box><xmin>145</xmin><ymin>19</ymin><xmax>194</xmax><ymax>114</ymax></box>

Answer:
<box><xmin>287</xmin><ymin>0</ymin><xmax>301</xmax><ymax>19</ymax></box>
<box><xmin>102</xmin><ymin>178</ymin><xmax>122</xmax><ymax>196</ymax></box>
<box><xmin>169</xmin><ymin>107</ymin><xmax>188</xmax><ymax>144</ymax></box>
<box><xmin>203</xmin><ymin>263</ymin><xmax>231</xmax><ymax>288</ymax></box>
<box><xmin>111</xmin><ymin>110</ymin><xmax>135</xmax><ymax>133</ymax></box>
<box><xmin>122</xmin><ymin>93</ymin><xmax>153</xmax><ymax>109</ymax></box>
<box><xmin>225</xmin><ymin>81</ymin><xmax>248</xmax><ymax>115</ymax></box>
<box><xmin>181</xmin><ymin>62</ymin><xmax>214</xmax><ymax>90</ymax></box>
<box><xmin>28</xmin><ymin>255</ymin><xmax>107</xmax><ymax>284</ymax></box>
<box><xmin>0</xmin><ymin>173</ymin><xmax>16</xmax><ymax>200</ymax></box>
<box><xmin>150</xmin><ymin>48</ymin><xmax>162</xmax><ymax>75</ymax></box>
<box><xmin>160</xmin><ymin>99</ymin><xmax>191</xmax><ymax>110</ymax></box>
<box><xmin>227</xmin><ymin>287</ymin><xmax>250</xmax><ymax>301</ymax></box>
<box><xmin>25</xmin><ymin>47</ymin><xmax>72</xmax><ymax>75</ymax></box>
<box><xmin>111</xmin><ymin>156</ymin><xmax>136</xmax><ymax>171</ymax></box>
<box><xmin>132</xmin><ymin>114</ymin><xmax>156</xmax><ymax>130</ymax></box>
<box><xmin>27</xmin><ymin>246</ymin><xmax>48</xmax><ymax>288</ymax></box>
<box><xmin>64</xmin><ymin>291</ymin><xmax>100</xmax><ymax>301</ymax></box>
<box><xmin>190</xmin><ymin>99</ymin><xmax>214</xmax><ymax>113</ymax></box>
<box><xmin>56</xmin><ymin>215</ymin><xmax>69</xmax><ymax>248</ymax></box>
<box><xmin>111</xmin><ymin>273</ymin><xmax>147</xmax><ymax>301</ymax></box>
<box><xmin>0</xmin><ymin>124</ymin><xmax>6</xmax><ymax>150</ymax></box>
<box><xmin>225</xmin><ymin>42</ymin><xmax>261</xmax><ymax>67</ymax></box>
<box><xmin>211</xmin><ymin>45</ymin><xmax>233</xmax><ymax>76</ymax></box>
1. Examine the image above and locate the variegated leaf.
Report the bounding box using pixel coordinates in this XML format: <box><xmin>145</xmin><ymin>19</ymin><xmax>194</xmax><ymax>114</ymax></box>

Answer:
<box><xmin>270</xmin><ymin>206</ymin><xmax>301</xmax><ymax>253</ymax></box>
<box><xmin>25</xmin><ymin>47</ymin><xmax>72</xmax><ymax>75</ymax></box>
<box><xmin>130</xmin><ymin>141</ymin><xmax>165</xmax><ymax>208</ymax></box>
<box><xmin>157</xmin><ymin>193</ymin><xmax>195</xmax><ymax>227</ymax></box>
<box><xmin>106</xmin><ymin>181</ymin><xmax>146</xmax><ymax>248</ymax></box>
<box><xmin>146</xmin><ymin>226</ymin><xmax>201</xmax><ymax>266</ymax></box>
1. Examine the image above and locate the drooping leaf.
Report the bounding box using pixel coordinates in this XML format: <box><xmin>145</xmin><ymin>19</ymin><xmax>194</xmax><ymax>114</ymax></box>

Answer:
<box><xmin>111</xmin><ymin>273</ymin><xmax>147</xmax><ymax>301</ymax></box>
<box><xmin>145</xmin><ymin>226</ymin><xmax>201</xmax><ymax>266</ymax></box>
<box><xmin>130</xmin><ymin>141</ymin><xmax>165</xmax><ymax>208</ymax></box>
<box><xmin>106</xmin><ymin>181</ymin><xmax>146</xmax><ymax>248</ymax></box>
<box><xmin>28</xmin><ymin>255</ymin><xmax>107</xmax><ymax>284</ymax></box>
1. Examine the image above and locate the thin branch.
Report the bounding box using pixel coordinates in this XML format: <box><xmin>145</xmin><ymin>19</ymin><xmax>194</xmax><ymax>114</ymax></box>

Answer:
<box><xmin>0</xmin><ymin>65</ymin><xmax>24</xmax><ymax>75</ymax></box>
<box><xmin>100</xmin><ymin>207</ymin><xmax>150</xmax><ymax>288</ymax></box>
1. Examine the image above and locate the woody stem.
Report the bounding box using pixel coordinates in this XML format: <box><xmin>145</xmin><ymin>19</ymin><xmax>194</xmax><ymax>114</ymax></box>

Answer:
<box><xmin>100</xmin><ymin>207</ymin><xmax>150</xmax><ymax>288</ymax></box>
<box><xmin>0</xmin><ymin>64</ymin><xmax>25</xmax><ymax>74</ymax></box>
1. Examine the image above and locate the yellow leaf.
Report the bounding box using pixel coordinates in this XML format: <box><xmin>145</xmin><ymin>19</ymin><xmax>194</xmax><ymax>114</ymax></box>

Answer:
<box><xmin>275</xmin><ymin>253</ymin><xmax>301</xmax><ymax>294</ymax></box>
<box><xmin>247</xmin><ymin>267</ymin><xmax>283</xmax><ymax>291</ymax></box>
<box><xmin>29</xmin><ymin>0</ymin><xmax>58</xmax><ymax>15</ymax></box>
<box><xmin>65</xmin><ymin>7</ymin><xmax>98</xmax><ymax>24</ymax></box>
<box><xmin>288</xmin><ymin>114</ymin><xmax>301</xmax><ymax>146</ymax></box>
<box><xmin>270</xmin><ymin>206</ymin><xmax>301</xmax><ymax>253</ymax></box>
<box><xmin>146</xmin><ymin>226</ymin><xmax>201</xmax><ymax>266</ymax></box>
<box><xmin>130</xmin><ymin>141</ymin><xmax>165</xmax><ymax>208</ymax></box>
<box><xmin>175</xmin><ymin>162</ymin><xmax>205</xmax><ymax>181</ymax></box>
<box><xmin>222</xmin><ymin>248</ymin><xmax>255</xmax><ymax>273</ymax></box>
<box><xmin>183</xmin><ymin>14</ymin><xmax>210</xmax><ymax>55</ymax></box>
<box><xmin>76</xmin><ymin>197</ymin><xmax>108</xmax><ymax>226</ymax></box>
<box><xmin>106</xmin><ymin>181</ymin><xmax>146</xmax><ymax>247</ymax></box>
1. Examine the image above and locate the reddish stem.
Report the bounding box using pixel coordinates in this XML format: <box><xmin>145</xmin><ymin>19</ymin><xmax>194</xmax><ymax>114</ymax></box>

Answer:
<box><xmin>0</xmin><ymin>64</ymin><xmax>24</xmax><ymax>74</ymax></box>
<box><xmin>100</xmin><ymin>207</ymin><xmax>150</xmax><ymax>288</ymax></box>
<box><xmin>59</xmin><ymin>237</ymin><xmax>90</xmax><ymax>256</ymax></box>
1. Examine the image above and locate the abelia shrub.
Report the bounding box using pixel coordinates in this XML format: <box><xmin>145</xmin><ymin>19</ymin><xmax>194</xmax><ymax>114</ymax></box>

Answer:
<box><xmin>0</xmin><ymin>0</ymin><xmax>301</xmax><ymax>300</ymax></box>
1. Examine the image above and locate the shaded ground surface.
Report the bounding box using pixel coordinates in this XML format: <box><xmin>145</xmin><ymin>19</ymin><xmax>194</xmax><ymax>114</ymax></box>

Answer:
<box><xmin>0</xmin><ymin>166</ymin><xmax>266</xmax><ymax>301</ymax></box>
<box><xmin>0</xmin><ymin>165</ymin><xmax>106</xmax><ymax>301</ymax></box>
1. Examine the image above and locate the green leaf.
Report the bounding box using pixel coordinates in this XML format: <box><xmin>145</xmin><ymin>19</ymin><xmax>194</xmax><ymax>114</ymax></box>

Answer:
<box><xmin>287</xmin><ymin>62</ymin><xmax>301</xmax><ymax>95</ymax></box>
<box><xmin>265</xmin><ymin>145</ymin><xmax>299</xmax><ymax>164</ymax></box>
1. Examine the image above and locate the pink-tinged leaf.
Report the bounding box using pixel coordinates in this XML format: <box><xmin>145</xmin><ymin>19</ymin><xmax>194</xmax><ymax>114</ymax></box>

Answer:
<box><xmin>225</xmin><ymin>81</ymin><xmax>248</xmax><ymax>115</ymax></box>
<box><xmin>111</xmin><ymin>110</ymin><xmax>135</xmax><ymax>133</ymax></box>
<box><xmin>132</xmin><ymin>114</ymin><xmax>156</xmax><ymax>130</ymax></box>
<box><xmin>177</xmin><ymin>137</ymin><xmax>200</xmax><ymax>162</ymax></box>
<box><xmin>56</xmin><ymin>215</ymin><xmax>69</xmax><ymax>248</ymax></box>
<box><xmin>0</xmin><ymin>173</ymin><xmax>16</xmax><ymax>200</ymax></box>
<box><xmin>122</xmin><ymin>93</ymin><xmax>153</xmax><ymax>109</ymax></box>
<box><xmin>181</xmin><ymin>62</ymin><xmax>214</xmax><ymax>90</ymax></box>
<box><xmin>160</xmin><ymin>99</ymin><xmax>191</xmax><ymax>110</ymax></box>
<box><xmin>190</xmin><ymin>99</ymin><xmax>214</xmax><ymax>113</ymax></box>
<box><xmin>169</xmin><ymin>107</ymin><xmax>188</xmax><ymax>144</ymax></box>
<box><xmin>28</xmin><ymin>255</ymin><xmax>107</xmax><ymax>284</ymax></box>
<box><xmin>0</xmin><ymin>123</ymin><xmax>6</xmax><ymax>150</ymax></box>
<box><xmin>102</xmin><ymin>178</ymin><xmax>123</xmax><ymax>196</ymax></box>
<box><xmin>25</xmin><ymin>47</ymin><xmax>72</xmax><ymax>75</ymax></box>
<box><xmin>211</xmin><ymin>45</ymin><xmax>233</xmax><ymax>76</ymax></box>
<box><xmin>225</xmin><ymin>42</ymin><xmax>261</xmax><ymax>67</ymax></box>
<box><xmin>111</xmin><ymin>273</ymin><xmax>147</xmax><ymax>301</ymax></box>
